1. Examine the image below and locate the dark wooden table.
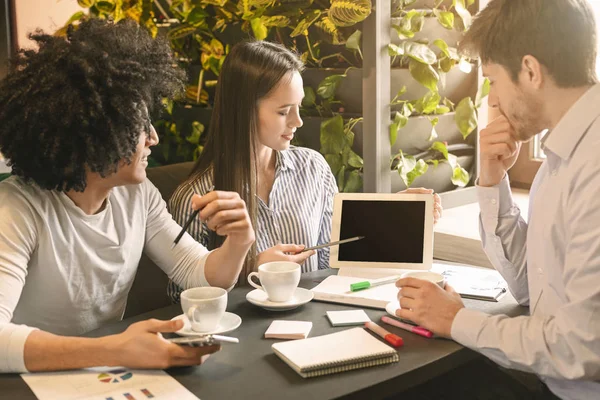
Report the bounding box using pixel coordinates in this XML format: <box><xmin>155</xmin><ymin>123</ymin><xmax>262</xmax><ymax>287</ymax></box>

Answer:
<box><xmin>1</xmin><ymin>269</ymin><xmax>526</xmax><ymax>400</ymax></box>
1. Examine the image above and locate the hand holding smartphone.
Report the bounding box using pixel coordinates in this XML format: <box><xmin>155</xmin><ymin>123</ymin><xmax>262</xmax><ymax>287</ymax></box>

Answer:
<box><xmin>166</xmin><ymin>334</ymin><xmax>239</xmax><ymax>347</ymax></box>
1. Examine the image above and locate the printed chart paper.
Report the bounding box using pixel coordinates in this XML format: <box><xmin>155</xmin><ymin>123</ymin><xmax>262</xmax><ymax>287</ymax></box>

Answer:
<box><xmin>21</xmin><ymin>367</ymin><xmax>199</xmax><ymax>400</ymax></box>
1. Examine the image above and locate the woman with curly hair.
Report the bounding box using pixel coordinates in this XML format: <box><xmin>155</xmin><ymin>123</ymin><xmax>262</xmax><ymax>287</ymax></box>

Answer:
<box><xmin>0</xmin><ymin>19</ymin><xmax>254</xmax><ymax>373</ymax></box>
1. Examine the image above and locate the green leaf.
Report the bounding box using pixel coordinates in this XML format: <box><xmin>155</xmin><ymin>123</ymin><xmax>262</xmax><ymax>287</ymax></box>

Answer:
<box><xmin>64</xmin><ymin>11</ymin><xmax>86</xmax><ymax>26</ymax></box>
<box><xmin>390</xmin><ymin>111</ymin><xmax>408</xmax><ymax>146</ymax></box>
<box><xmin>186</xmin><ymin>122</ymin><xmax>205</xmax><ymax>145</ymax></box>
<box><xmin>302</xmin><ymin>86</ymin><xmax>316</xmax><ymax>108</ymax></box>
<box><xmin>430</xmin><ymin>141</ymin><xmax>449</xmax><ymax>160</ymax></box>
<box><xmin>406</xmin><ymin>159</ymin><xmax>429</xmax><ymax>187</ymax></box>
<box><xmin>388</xmin><ymin>43</ymin><xmax>404</xmax><ymax>57</ymax></box>
<box><xmin>346</xmin><ymin>30</ymin><xmax>362</xmax><ymax>51</ymax></box>
<box><xmin>291</xmin><ymin>10</ymin><xmax>321</xmax><ymax>37</ymax></box>
<box><xmin>435</xmin><ymin>105</ymin><xmax>451</xmax><ymax>114</ymax></box>
<box><xmin>434</xmin><ymin>9</ymin><xmax>454</xmax><ymax>30</ymax></box>
<box><xmin>347</xmin><ymin>150</ymin><xmax>364</xmax><ymax>169</ymax></box>
<box><xmin>325</xmin><ymin>154</ymin><xmax>343</xmax><ymax>175</ymax></box>
<box><xmin>440</xmin><ymin>57</ymin><xmax>455</xmax><ymax>73</ymax></box>
<box><xmin>452</xmin><ymin>165</ymin><xmax>470</xmax><ymax>187</ymax></box>
<box><xmin>336</xmin><ymin>165</ymin><xmax>346</xmax><ymax>192</ymax></box>
<box><xmin>185</xmin><ymin>6</ymin><xmax>209</xmax><ymax>24</ymax></box>
<box><xmin>316</xmin><ymin>74</ymin><xmax>344</xmax><ymax>100</ymax></box>
<box><xmin>78</xmin><ymin>0</ymin><xmax>95</xmax><ymax>7</ymax></box>
<box><xmin>415</xmin><ymin>91</ymin><xmax>441</xmax><ymax>114</ymax></box>
<box><xmin>320</xmin><ymin>115</ymin><xmax>346</xmax><ymax>155</ymax></box>
<box><xmin>344</xmin><ymin>170</ymin><xmax>363</xmax><ymax>192</ymax></box>
<box><xmin>250</xmin><ymin>18</ymin><xmax>268</xmax><ymax>40</ymax></box>
<box><xmin>433</xmin><ymin>39</ymin><xmax>450</xmax><ymax>58</ymax></box>
<box><xmin>453</xmin><ymin>0</ymin><xmax>472</xmax><ymax>29</ymax></box>
<box><xmin>392</xmin><ymin>18</ymin><xmax>414</xmax><ymax>40</ymax></box>
<box><xmin>409</xmin><ymin>60</ymin><xmax>440</xmax><ymax>92</ymax></box>
<box><xmin>404</xmin><ymin>42</ymin><xmax>437</xmax><ymax>65</ymax></box>
<box><xmin>455</xmin><ymin>97</ymin><xmax>478</xmax><ymax>139</ymax></box>
<box><xmin>167</xmin><ymin>24</ymin><xmax>197</xmax><ymax>41</ymax></box>
<box><xmin>476</xmin><ymin>78</ymin><xmax>491</xmax><ymax>108</ymax></box>
<box><xmin>95</xmin><ymin>1</ymin><xmax>115</xmax><ymax>13</ymax></box>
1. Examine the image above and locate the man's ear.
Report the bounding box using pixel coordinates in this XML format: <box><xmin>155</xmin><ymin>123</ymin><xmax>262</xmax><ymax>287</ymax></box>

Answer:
<box><xmin>520</xmin><ymin>55</ymin><xmax>544</xmax><ymax>89</ymax></box>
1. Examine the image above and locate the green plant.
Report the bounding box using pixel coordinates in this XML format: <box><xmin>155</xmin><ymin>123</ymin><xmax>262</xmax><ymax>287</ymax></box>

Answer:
<box><xmin>66</xmin><ymin>0</ymin><xmax>373</xmax><ymax>166</ymax></box>
<box><xmin>386</xmin><ymin>0</ymin><xmax>482</xmax><ymax>188</ymax></box>
<box><xmin>320</xmin><ymin>115</ymin><xmax>364</xmax><ymax>192</ymax></box>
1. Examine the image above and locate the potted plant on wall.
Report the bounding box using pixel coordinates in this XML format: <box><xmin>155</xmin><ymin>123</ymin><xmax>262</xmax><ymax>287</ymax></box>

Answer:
<box><xmin>296</xmin><ymin>0</ymin><xmax>484</xmax><ymax>193</ymax></box>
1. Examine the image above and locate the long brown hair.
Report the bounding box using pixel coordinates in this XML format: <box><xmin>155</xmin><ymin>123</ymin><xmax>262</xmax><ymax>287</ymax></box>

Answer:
<box><xmin>460</xmin><ymin>0</ymin><xmax>598</xmax><ymax>87</ymax></box>
<box><xmin>189</xmin><ymin>41</ymin><xmax>304</xmax><ymax>282</ymax></box>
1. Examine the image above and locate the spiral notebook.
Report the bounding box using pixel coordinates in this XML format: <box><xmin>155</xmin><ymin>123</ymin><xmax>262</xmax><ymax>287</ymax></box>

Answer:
<box><xmin>271</xmin><ymin>328</ymin><xmax>399</xmax><ymax>378</ymax></box>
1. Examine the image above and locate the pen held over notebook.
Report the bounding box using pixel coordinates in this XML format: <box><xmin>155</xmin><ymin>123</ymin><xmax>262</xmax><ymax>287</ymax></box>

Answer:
<box><xmin>301</xmin><ymin>236</ymin><xmax>365</xmax><ymax>252</ymax></box>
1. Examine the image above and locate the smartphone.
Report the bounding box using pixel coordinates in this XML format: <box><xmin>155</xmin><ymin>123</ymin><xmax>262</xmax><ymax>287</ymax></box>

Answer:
<box><xmin>166</xmin><ymin>334</ymin><xmax>239</xmax><ymax>346</ymax></box>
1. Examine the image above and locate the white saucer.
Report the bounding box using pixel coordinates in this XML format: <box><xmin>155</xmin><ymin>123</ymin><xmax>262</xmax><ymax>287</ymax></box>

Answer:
<box><xmin>171</xmin><ymin>312</ymin><xmax>242</xmax><ymax>336</ymax></box>
<box><xmin>385</xmin><ymin>300</ymin><xmax>401</xmax><ymax>318</ymax></box>
<box><xmin>246</xmin><ymin>287</ymin><xmax>314</xmax><ymax>311</ymax></box>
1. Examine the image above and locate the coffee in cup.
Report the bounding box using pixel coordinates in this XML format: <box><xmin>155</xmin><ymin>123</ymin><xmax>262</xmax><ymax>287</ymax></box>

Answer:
<box><xmin>180</xmin><ymin>287</ymin><xmax>227</xmax><ymax>333</ymax></box>
<box><xmin>247</xmin><ymin>261</ymin><xmax>301</xmax><ymax>302</ymax></box>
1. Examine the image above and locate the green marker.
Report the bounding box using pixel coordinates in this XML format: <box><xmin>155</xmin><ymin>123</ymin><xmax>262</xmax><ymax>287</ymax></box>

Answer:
<box><xmin>350</xmin><ymin>276</ymin><xmax>401</xmax><ymax>292</ymax></box>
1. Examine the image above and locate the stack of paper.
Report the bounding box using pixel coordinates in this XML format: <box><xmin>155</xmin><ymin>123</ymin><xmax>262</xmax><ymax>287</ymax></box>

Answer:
<box><xmin>431</xmin><ymin>262</ymin><xmax>508</xmax><ymax>301</ymax></box>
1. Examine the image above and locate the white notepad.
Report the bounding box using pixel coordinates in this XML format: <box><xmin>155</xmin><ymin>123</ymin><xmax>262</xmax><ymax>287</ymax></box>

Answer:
<box><xmin>264</xmin><ymin>320</ymin><xmax>313</xmax><ymax>340</ymax></box>
<box><xmin>272</xmin><ymin>328</ymin><xmax>399</xmax><ymax>378</ymax></box>
<box><xmin>311</xmin><ymin>275</ymin><xmax>399</xmax><ymax>309</ymax></box>
<box><xmin>326</xmin><ymin>310</ymin><xmax>371</xmax><ymax>326</ymax></box>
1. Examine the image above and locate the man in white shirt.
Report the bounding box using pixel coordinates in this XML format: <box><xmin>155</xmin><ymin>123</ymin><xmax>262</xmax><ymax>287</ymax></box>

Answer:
<box><xmin>0</xmin><ymin>19</ymin><xmax>254</xmax><ymax>373</ymax></box>
<box><xmin>395</xmin><ymin>1</ymin><xmax>600</xmax><ymax>399</ymax></box>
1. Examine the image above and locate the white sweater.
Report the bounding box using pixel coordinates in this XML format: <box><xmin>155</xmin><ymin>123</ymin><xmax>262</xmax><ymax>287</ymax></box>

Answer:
<box><xmin>0</xmin><ymin>177</ymin><xmax>211</xmax><ymax>373</ymax></box>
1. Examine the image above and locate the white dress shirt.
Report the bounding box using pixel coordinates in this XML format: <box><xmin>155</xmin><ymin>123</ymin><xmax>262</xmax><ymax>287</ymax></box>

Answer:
<box><xmin>0</xmin><ymin>177</ymin><xmax>211</xmax><ymax>373</ymax></box>
<box><xmin>451</xmin><ymin>84</ymin><xmax>600</xmax><ymax>400</ymax></box>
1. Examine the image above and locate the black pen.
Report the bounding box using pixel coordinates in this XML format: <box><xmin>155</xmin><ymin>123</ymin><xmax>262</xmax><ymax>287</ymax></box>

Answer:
<box><xmin>172</xmin><ymin>185</ymin><xmax>215</xmax><ymax>248</ymax></box>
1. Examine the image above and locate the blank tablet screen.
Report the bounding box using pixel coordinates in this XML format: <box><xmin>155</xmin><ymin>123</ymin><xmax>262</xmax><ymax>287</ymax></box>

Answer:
<box><xmin>338</xmin><ymin>200</ymin><xmax>426</xmax><ymax>263</ymax></box>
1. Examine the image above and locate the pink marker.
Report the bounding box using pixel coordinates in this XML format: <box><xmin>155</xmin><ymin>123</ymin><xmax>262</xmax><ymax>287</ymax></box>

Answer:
<box><xmin>364</xmin><ymin>321</ymin><xmax>404</xmax><ymax>348</ymax></box>
<box><xmin>381</xmin><ymin>316</ymin><xmax>434</xmax><ymax>339</ymax></box>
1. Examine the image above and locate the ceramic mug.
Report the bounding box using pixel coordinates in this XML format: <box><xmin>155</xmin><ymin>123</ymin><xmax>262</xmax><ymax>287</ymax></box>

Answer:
<box><xmin>247</xmin><ymin>261</ymin><xmax>301</xmax><ymax>302</ymax></box>
<box><xmin>180</xmin><ymin>287</ymin><xmax>227</xmax><ymax>332</ymax></box>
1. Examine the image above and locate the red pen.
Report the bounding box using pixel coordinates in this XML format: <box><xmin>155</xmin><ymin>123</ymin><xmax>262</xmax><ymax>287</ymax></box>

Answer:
<box><xmin>364</xmin><ymin>321</ymin><xmax>404</xmax><ymax>348</ymax></box>
<box><xmin>381</xmin><ymin>316</ymin><xmax>434</xmax><ymax>338</ymax></box>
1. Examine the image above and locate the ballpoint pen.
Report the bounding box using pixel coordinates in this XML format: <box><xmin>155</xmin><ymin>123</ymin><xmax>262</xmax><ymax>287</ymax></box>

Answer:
<box><xmin>301</xmin><ymin>236</ymin><xmax>365</xmax><ymax>252</ymax></box>
<box><xmin>172</xmin><ymin>185</ymin><xmax>215</xmax><ymax>248</ymax></box>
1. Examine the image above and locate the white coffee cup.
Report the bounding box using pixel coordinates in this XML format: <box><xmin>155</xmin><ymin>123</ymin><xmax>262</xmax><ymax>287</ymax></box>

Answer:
<box><xmin>247</xmin><ymin>261</ymin><xmax>301</xmax><ymax>302</ymax></box>
<box><xmin>401</xmin><ymin>271</ymin><xmax>446</xmax><ymax>288</ymax></box>
<box><xmin>181</xmin><ymin>287</ymin><xmax>227</xmax><ymax>333</ymax></box>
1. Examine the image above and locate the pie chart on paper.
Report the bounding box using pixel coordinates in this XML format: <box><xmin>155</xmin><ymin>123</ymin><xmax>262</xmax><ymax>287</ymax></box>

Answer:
<box><xmin>97</xmin><ymin>368</ymin><xmax>134</xmax><ymax>383</ymax></box>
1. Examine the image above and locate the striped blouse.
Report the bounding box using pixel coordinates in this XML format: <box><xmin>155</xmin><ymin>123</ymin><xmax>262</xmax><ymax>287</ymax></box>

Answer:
<box><xmin>166</xmin><ymin>146</ymin><xmax>338</xmax><ymax>303</ymax></box>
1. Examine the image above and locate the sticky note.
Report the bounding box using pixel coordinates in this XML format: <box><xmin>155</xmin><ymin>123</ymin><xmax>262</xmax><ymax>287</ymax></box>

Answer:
<box><xmin>326</xmin><ymin>310</ymin><xmax>371</xmax><ymax>327</ymax></box>
<box><xmin>264</xmin><ymin>320</ymin><xmax>313</xmax><ymax>340</ymax></box>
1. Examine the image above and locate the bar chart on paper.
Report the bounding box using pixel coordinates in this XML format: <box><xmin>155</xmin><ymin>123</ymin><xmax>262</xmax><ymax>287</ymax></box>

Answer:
<box><xmin>21</xmin><ymin>368</ymin><xmax>200</xmax><ymax>400</ymax></box>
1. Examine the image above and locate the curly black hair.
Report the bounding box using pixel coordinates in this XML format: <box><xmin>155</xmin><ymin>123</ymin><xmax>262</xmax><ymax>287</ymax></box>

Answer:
<box><xmin>0</xmin><ymin>18</ymin><xmax>185</xmax><ymax>191</ymax></box>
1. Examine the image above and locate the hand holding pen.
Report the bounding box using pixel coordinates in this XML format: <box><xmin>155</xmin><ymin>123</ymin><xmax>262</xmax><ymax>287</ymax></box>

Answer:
<box><xmin>173</xmin><ymin>187</ymin><xmax>255</xmax><ymax>248</ymax></box>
